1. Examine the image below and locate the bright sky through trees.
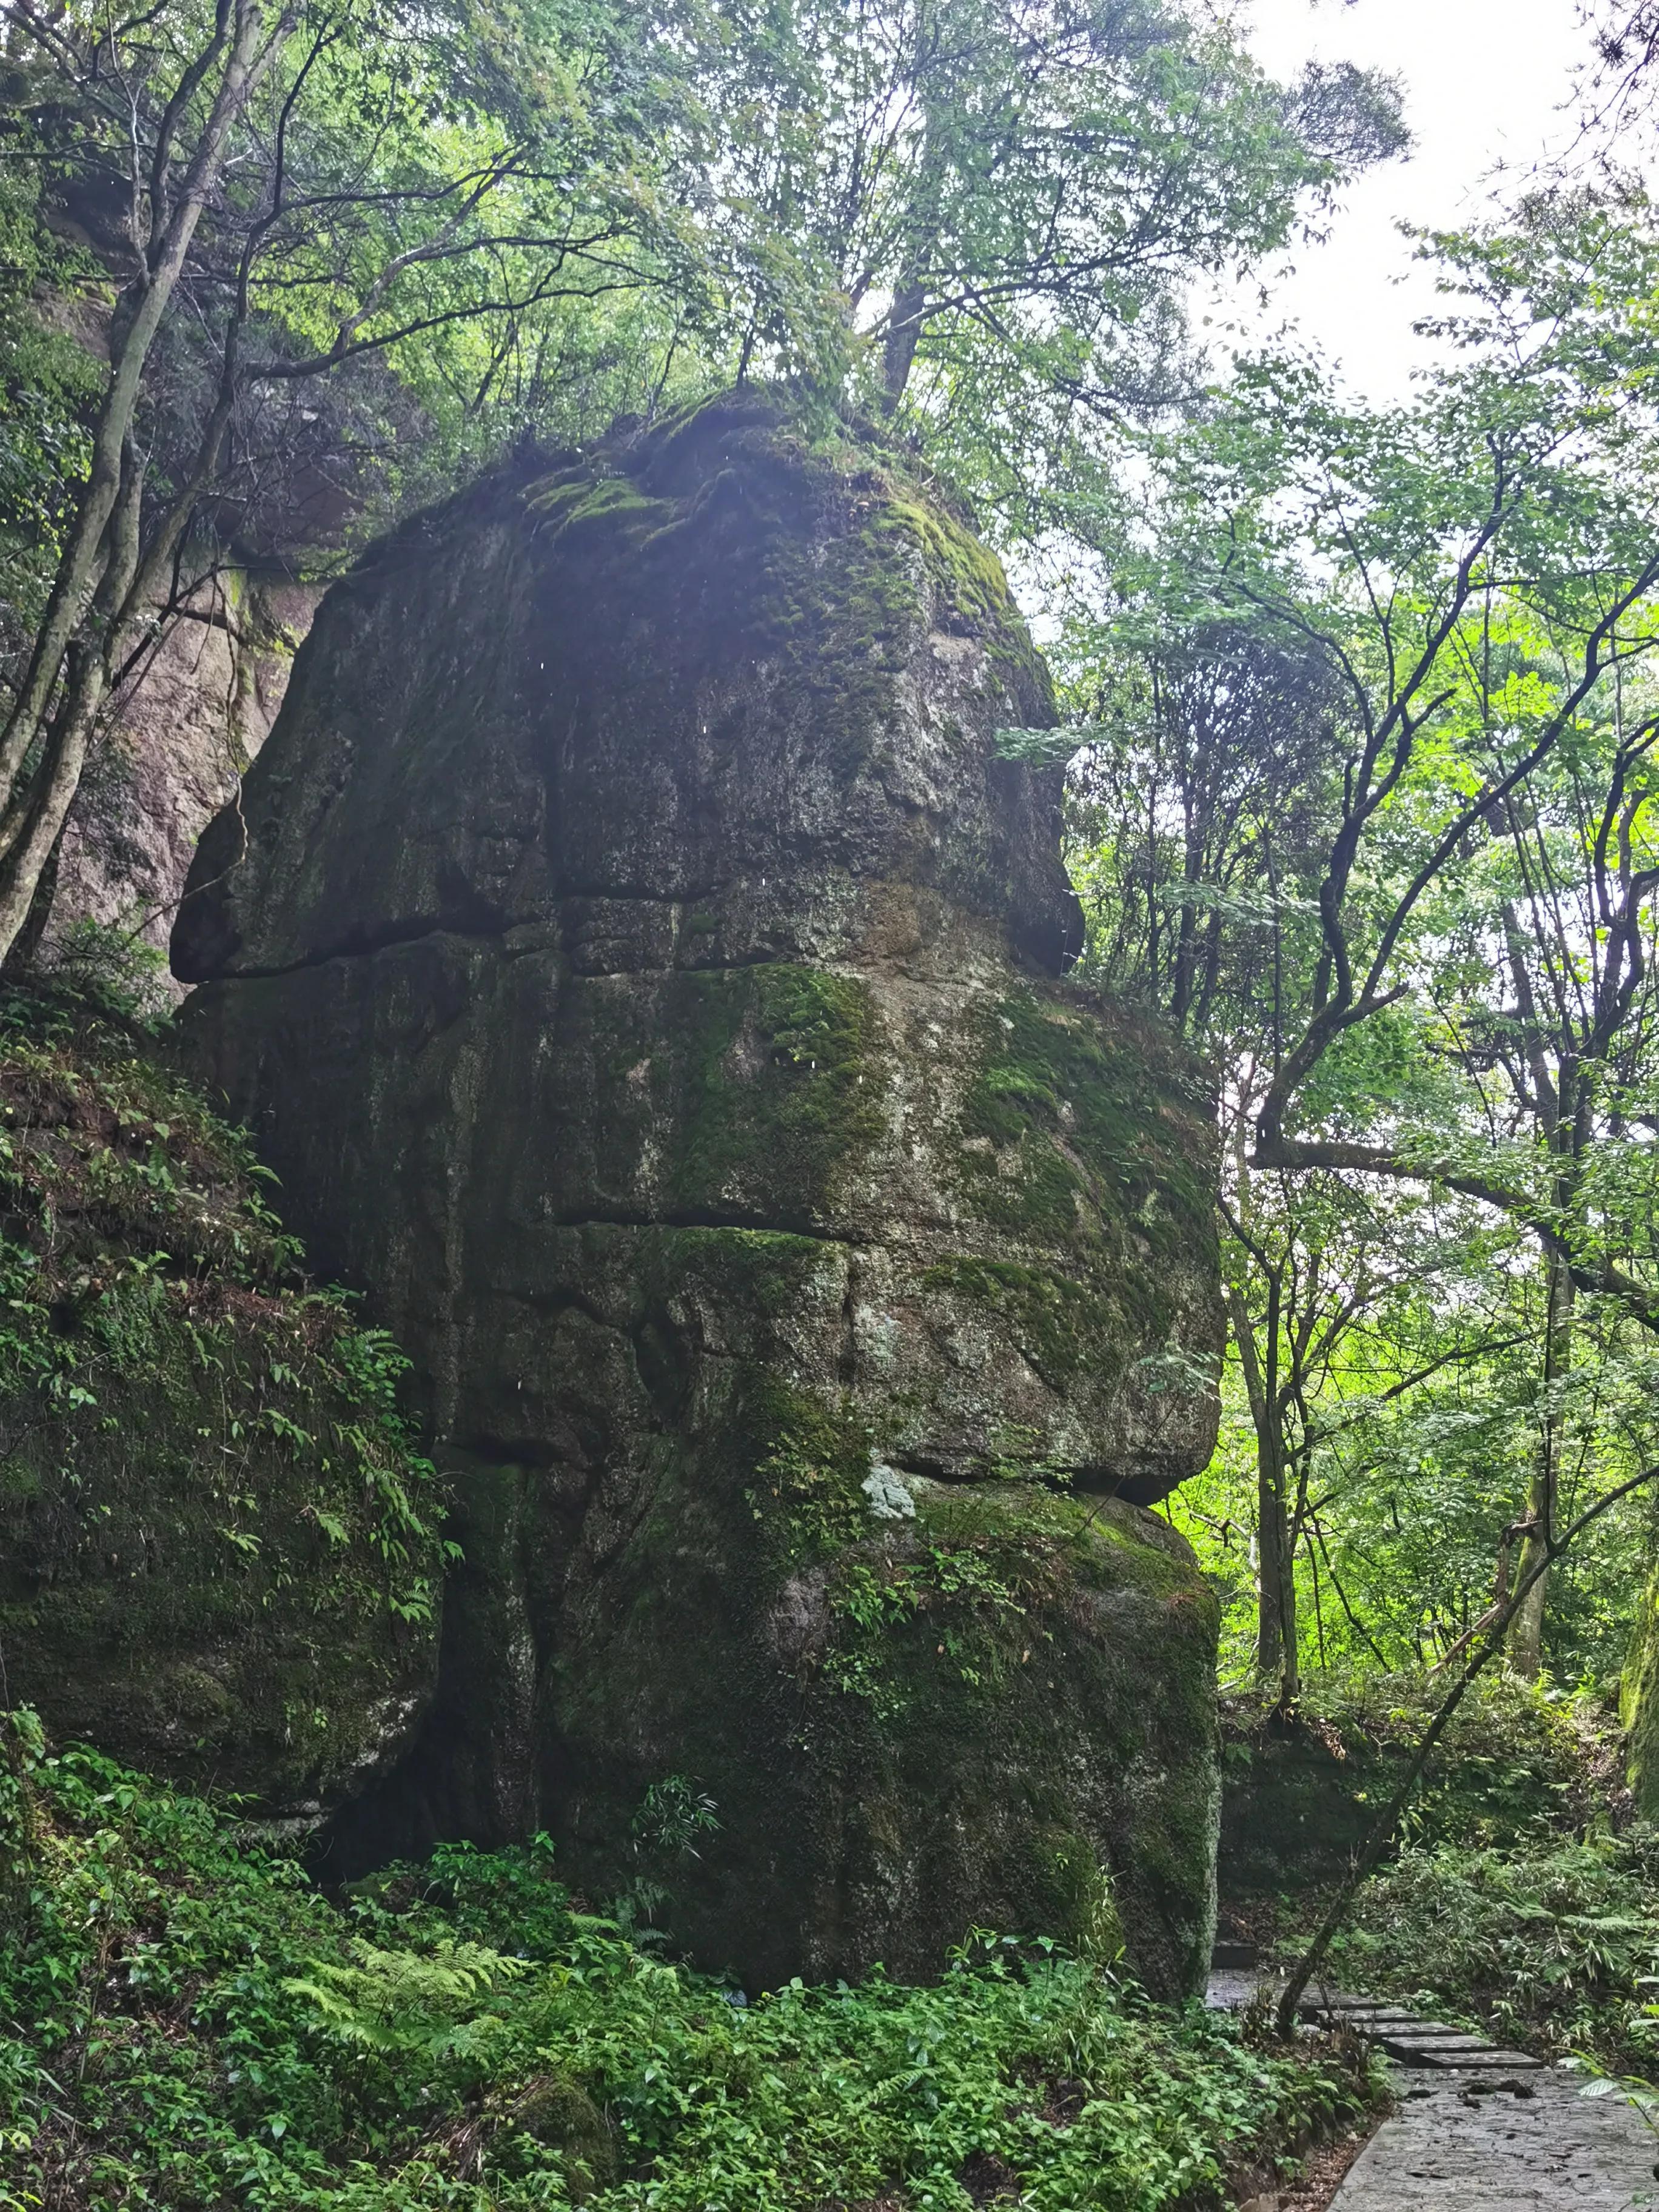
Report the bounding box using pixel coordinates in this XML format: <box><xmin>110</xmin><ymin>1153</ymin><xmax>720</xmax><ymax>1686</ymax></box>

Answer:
<box><xmin>1237</xmin><ymin>0</ymin><xmax>1591</xmax><ymax>397</ymax></box>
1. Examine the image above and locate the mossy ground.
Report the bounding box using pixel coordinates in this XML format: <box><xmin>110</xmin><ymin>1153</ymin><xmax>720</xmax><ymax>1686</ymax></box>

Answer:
<box><xmin>0</xmin><ymin>987</ymin><xmax>444</xmax><ymax>1808</ymax></box>
<box><xmin>0</xmin><ymin>1714</ymin><xmax>1381</xmax><ymax>2212</ymax></box>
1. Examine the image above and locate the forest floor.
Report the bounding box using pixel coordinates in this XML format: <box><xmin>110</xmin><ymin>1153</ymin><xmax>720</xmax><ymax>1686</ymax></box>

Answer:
<box><xmin>1276</xmin><ymin>2122</ymin><xmax>1375</xmax><ymax>2211</ymax></box>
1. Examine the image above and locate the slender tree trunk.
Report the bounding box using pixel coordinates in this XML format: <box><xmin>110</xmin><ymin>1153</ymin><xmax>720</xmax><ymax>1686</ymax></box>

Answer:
<box><xmin>4</xmin><ymin>820</ymin><xmax>64</xmax><ymax>977</ymax></box>
<box><xmin>1511</xmin><ymin>1253</ymin><xmax>1573</xmax><ymax>1677</ymax></box>
<box><xmin>882</xmin><ymin>12</ymin><xmax>946</xmax><ymax>407</ymax></box>
<box><xmin>1260</xmin><ymin>1433</ymin><xmax>1295</xmax><ymax>1697</ymax></box>
<box><xmin>882</xmin><ymin>278</ymin><xmax>928</xmax><ymax>403</ymax></box>
<box><xmin>1227</xmin><ymin>1281</ymin><xmax>1296</xmax><ymax>1698</ymax></box>
<box><xmin>0</xmin><ymin>0</ymin><xmax>293</xmax><ymax>967</ymax></box>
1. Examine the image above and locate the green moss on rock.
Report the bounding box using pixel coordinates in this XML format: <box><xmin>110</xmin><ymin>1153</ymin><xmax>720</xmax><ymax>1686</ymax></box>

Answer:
<box><xmin>0</xmin><ymin>990</ymin><xmax>443</xmax><ymax>1811</ymax></box>
<box><xmin>1624</xmin><ymin>1564</ymin><xmax>1659</xmax><ymax>1819</ymax></box>
<box><xmin>673</xmin><ymin>965</ymin><xmax>884</xmax><ymax>1211</ymax></box>
<box><xmin>919</xmin><ymin>1257</ymin><xmax>1103</xmax><ymax>1393</ymax></box>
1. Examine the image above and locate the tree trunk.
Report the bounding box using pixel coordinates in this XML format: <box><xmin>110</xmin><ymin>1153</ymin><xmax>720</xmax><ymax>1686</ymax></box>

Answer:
<box><xmin>882</xmin><ymin>280</ymin><xmax>928</xmax><ymax>404</ymax></box>
<box><xmin>1227</xmin><ymin>1280</ymin><xmax>1296</xmax><ymax>1698</ymax></box>
<box><xmin>0</xmin><ymin>0</ymin><xmax>293</xmax><ymax>968</ymax></box>
<box><xmin>882</xmin><ymin>14</ymin><xmax>947</xmax><ymax>409</ymax></box>
<box><xmin>1259</xmin><ymin>1435</ymin><xmax>1295</xmax><ymax>1695</ymax></box>
<box><xmin>1510</xmin><ymin>1252</ymin><xmax>1573</xmax><ymax>1677</ymax></box>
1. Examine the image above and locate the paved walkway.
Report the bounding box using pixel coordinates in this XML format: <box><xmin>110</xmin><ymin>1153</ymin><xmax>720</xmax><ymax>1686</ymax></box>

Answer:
<box><xmin>1206</xmin><ymin>1967</ymin><xmax>1659</xmax><ymax>2210</ymax></box>
<box><xmin>1332</xmin><ymin>2075</ymin><xmax>1657</xmax><ymax>2208</ymax></box>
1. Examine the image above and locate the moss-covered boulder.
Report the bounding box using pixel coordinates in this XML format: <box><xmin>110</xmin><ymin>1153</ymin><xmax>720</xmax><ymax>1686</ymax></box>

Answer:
<box><xmin>173</xmin><ymin>392</ymin><xmax>1225</xmax><ymax>1994</ymax></box>
<box><xmin>0</xmin><ymin>994</ymin><xmax>444</xmax><ymax>1814</ymax></box>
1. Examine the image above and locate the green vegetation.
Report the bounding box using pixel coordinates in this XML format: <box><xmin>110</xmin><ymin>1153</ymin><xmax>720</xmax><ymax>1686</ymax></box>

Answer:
<box><xmin>1324</xmin><ymin>1833</ymin><xmax>1659</xmax><ymax>2077</ymax></box>
<box><xmin>0</xmin><ymin>1716</ymin><xmax>1378</xmax><ymax>2212</ymax></box>
<box><xmin>1227</xmin><ymin>1678</ymin><xmax>1659</xmax><ymax>2077</ymax></box>
<box><xmin>1059</xmin><ymin>194</ymin><xmax>1659</xmax><ymax>1757</ymax></box>
<box><xmin>744</xmin><ymin>1380</ymin><xmax>873</xmax><ymax>1572</ymax></box>
<box><xmin>0</xmin><ymin>984</ymin><xmax>445</xmax><ymax>1805</ymax></box>
<box><xmin>0</xmin><ymin>987</ymin><xmax>439</xmax><ymax>1566</ymax></box>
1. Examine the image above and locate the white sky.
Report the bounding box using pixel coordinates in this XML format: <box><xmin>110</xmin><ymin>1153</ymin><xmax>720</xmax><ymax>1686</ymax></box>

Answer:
<box><xmin>1228</xmin><ymin>0</ymin><xmax>1594</xmax><ymax>399</ymax></box>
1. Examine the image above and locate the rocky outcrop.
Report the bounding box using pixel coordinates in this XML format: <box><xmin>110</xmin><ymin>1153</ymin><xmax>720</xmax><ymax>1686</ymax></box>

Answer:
<box><xmin>0</xmin><ymin>999</ymin><xmax>443</xmax><ymax>1815</ymax></box>
<box><xmin>44</xmin><ymin>573</ymin><xmax>318</xmax><ymax>986</ymax></box>
<box><xmin>1623</xmin><ymin>1566</ymin><xmax>1659</xmax><ymax>1818</ymax></box>
<box><xmin>174</xmin><ymin>394</ymin><xmax>1225</xmax><ymax>1994</ymax></box>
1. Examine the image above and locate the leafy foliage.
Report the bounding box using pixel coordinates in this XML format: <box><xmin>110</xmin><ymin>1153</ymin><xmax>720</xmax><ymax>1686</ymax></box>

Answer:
<box><xmin>1061</xmin><ymin>191</ymin><xmax>1659</xmax><ymax>1701</ymax></box>
<box><xmin>0</xmin><ymin>981</ymin><xmax>444</xmax><ymax>1603</ymax></box>
<box><xmin>0</xmin><ymin>1720</ymin><xmax>1380</xmax><ymax>2212</ymax></box>
<box><xmin>1321</xmin><ymin>1834</ymin><xmax>1659</xmax><ymax>2077</ymax></box>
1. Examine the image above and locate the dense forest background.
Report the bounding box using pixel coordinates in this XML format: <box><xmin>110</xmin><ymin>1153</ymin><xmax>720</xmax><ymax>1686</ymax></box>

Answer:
<box><xmin>10</xmin><ymin>1</ymin><xmax>1659</xmax><ymax>2205</ymax></box>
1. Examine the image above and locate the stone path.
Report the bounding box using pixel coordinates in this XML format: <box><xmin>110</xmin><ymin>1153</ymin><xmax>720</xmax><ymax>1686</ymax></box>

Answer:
<box><xmin>1330</xmin><ymin>2075</ymin><xmax>1657</xmax><ymax>2208</ymax></box>
<box><xmin>1206</xmin><ymin>1963</ymin><xmax>1659</xmax><ymax>2210</ymax></box>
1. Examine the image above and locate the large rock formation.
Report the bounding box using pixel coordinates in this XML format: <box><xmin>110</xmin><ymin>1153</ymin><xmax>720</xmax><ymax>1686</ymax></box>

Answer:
<box><xmin>174</xmin><ymin>394</ymin><xmax>1225</xmax><ymax>1996</ymax></box>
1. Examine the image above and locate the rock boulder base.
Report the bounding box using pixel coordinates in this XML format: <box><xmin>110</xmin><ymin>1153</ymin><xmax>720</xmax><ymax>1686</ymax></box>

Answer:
<box><xmin>176</xmin><ymin>395</ymin><xmax>1225</xmax><ymax>1996</ymax></box>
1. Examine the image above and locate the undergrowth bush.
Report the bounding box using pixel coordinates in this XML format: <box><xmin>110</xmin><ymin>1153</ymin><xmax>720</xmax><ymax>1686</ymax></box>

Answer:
<box><xmin>0</xmin><ymin>1717</ymin><xmax>1379</xmax><ymax>2212</ymax></box>
<box><xmin>1318</xmin><ymin>1830</ymin><xmax>1659</xmax><ymax>2076</ymax></box>
<box><xmin>1225</xmin><ymin>1670</ymin><xmax>1617</xmax><ymax>1857</ymax></box>
<box><xmin>0</xmin><ymin>982</ymin><xmax>446</xmax><ymax>1607</ymax></box>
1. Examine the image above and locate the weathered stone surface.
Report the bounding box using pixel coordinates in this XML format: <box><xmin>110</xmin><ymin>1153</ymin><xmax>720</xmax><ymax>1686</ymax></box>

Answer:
<box><xmin>174</xmin><ymin>394</ymin><xmax>1225</xmax><ymax>1994</ymax></box>
<box><xmin>45</xmin><ymin>573</ymin><xmax>318</xmax><ymax>988</ymax></box>
<box><xmin>1330</xmin><ymin>2079</ymin><xmax>1656</xmax><ymax>2209</ymax></box>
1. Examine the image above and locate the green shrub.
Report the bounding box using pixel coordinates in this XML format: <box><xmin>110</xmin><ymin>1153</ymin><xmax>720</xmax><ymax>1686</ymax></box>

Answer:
<box><xmin>0</xmin><ymin>1723</ymin><xmax>1379</xmax><ymax>2212</ymax></box>
<box><xmin>1316</xmin><ymin>1830</ymin><xmax>1659</xmax><ymax>2077</ymax></box>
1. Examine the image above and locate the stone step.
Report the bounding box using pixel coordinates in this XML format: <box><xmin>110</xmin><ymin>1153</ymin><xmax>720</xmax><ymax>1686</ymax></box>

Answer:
<box><xmin>1299</xmin><ymin>1993</ymin><xmax>1546</xmax><ymax>2070</ymax></box>
<box><xmin>1398</xmin><ymin>2048</ymin><xmax>1546</xmax><ymax>2071</ymax></box>
<box><xmin>1207</xmin><ymin>1975</ymin><xmax>1548</xmax><ymax>2073</ymax></box>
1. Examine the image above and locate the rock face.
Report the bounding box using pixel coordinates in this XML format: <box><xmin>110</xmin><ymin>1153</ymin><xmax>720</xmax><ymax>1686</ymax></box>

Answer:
<box><xmin>44</xmin><ymin>574</ymin><xmax>318</xmax><ymax>988</ymax></box>
<box><xmin>0</xmin><ymin>1004</ymin><xmax>443</xmax><ymax>1815</ymax></box>
<box><xmin>174</xmin><ymin>394</ymin><xmax>1225</xmax><ymax>1996</ymax></box>
<box><xmin>1623</xmin><ymin>1568</ymin><xmax>1659</xmax><ymax>1818</ymax></box>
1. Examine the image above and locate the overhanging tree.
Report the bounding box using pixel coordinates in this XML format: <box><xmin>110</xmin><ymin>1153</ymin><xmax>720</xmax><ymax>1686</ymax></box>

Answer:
<box><xmin>0</xmin><ymin>0</ymin><xmax>712</xmax><ymax>965</ymax></box>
